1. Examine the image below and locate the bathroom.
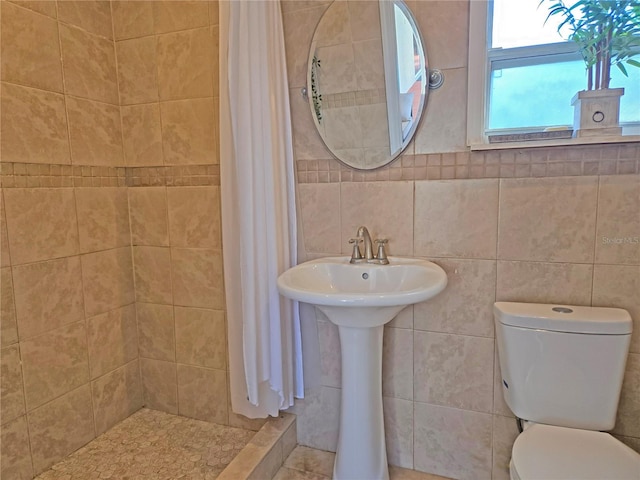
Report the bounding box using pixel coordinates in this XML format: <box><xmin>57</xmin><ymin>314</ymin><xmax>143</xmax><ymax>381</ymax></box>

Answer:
<box><xmin>1</xmin><ymin>1</ymin><xmax>638</xmax><ymax>479</ymax></box>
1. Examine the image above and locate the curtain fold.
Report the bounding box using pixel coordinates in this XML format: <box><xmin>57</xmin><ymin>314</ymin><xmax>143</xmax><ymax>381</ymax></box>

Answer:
<box><xmin>219</xmin><ymin>0</ymin><xmax>303</xmax><ymax>418</ymax></box>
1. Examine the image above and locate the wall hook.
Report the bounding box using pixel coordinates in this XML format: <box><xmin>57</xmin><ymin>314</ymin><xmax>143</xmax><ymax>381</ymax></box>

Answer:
<box><xmin>429</xmin><ymin>69</ymin><xmax>444</xmax><ymax>90</ymax></box>
<box><xmin>301</xmin><ymin>87</ymin><xmax>308</xmax><ymax>100</ymax></box>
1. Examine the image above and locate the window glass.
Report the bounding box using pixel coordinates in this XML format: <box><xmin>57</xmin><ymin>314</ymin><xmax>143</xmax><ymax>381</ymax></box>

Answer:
<box><xmin>489</xmin><ymin>60</ymin><xmax>585</xmax><ymax>129</ymax></box>
<box><xmin>491</xmin><ymin>0</ymin><xmax>571</xmax><ymax>48</ymax></box>
<box><xmin>488</xmin><ymin>0</ymin><xmax>639</xmax><ymax>132</ymax></box>
<box><xmin>618</xmin><ymin>67</ymin><xmax>640</xmax><ymax>123</ymax></box>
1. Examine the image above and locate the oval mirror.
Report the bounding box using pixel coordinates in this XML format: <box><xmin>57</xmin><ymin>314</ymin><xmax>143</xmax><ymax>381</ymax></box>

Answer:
<box><xmin>307</xmin><ymin>0</ymin><xmax>428</xmax><ymax>170</ymax></box>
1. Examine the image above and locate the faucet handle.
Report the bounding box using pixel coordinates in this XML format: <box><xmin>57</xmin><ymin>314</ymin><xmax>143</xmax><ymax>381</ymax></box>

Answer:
<box><xmin>375</xmin><ymin>238</ymin><xmax>388</xmax><ymax>262</ymax></box>
<box><xmin>349</xmin><ymin>238</ymin><xmax>363</xmax><ymax>262</ymax></box>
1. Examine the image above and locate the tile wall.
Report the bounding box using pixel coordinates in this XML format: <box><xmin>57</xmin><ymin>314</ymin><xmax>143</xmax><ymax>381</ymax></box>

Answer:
<box><xmin>281</xmin><ymin>1</ymin><xmax>640</xmax><ymax>480</ymax></box>
<box><xmin>111</xmin><ymin>0</ymin><xmax>219</xmax><ymax>167</ymax></box>
<box><xmin>1</xmin><ymin>1</ymin><xmax>638</xmax><ymax>479</ymax></box>
<box><xmin>0</xmin><ymin>1</ymin><xmax>247</xmax><ymax>478</ymax></box>
<box><xmin>129</xmin><ymin>184</ymin><xmax>228</xmax><ymax>423</ymax></box>
<box><xmin>1</xmin><ymin>1</ymin><xmax>123</xmax><ymax>167</ymax></box>
<box><xmin>1</xmin><ymin>1</ymin><xmax>141</xmax><ymax>477</ymax></box>
<box><xmin>110</xmin><ymin>0</ymin><xmax>242</xmax><ymax>431</ymax></box>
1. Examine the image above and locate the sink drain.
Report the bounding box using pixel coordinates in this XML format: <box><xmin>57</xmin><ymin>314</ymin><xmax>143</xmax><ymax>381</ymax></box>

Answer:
<box><xmin>362</xmin><ymin>273</ymin><xmax>369</xmax><ymax>279</ymax></box>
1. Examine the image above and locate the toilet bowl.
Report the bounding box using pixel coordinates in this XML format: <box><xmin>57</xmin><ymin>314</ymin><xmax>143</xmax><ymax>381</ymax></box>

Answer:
<box><xmin>509</xmin><ymin>423</ymin><xmax>640</xmax><ymax>480</ymax></box>
<box><xmin>493</xmin><ymin>302</ymin><xmax>640</xmax><ymax>480</ymax></box>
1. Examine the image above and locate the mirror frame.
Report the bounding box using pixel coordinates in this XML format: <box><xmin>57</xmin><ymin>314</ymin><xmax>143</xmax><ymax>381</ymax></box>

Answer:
<box><xmin>306</xmin><ymin>0</ymin><xmax>429</xmax><ymax>170</ymax></box>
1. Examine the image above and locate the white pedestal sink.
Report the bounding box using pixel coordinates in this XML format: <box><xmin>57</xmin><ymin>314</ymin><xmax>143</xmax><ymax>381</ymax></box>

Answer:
<box><xmin>278</xmin><ymin>256</ymin><xmax>447</xmax><ymax>480</ymax></box>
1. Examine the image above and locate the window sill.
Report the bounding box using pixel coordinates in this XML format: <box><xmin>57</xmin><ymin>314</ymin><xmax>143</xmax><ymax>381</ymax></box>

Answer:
<box><xmin>469</xmin><ymin>134</ymin><xmax>640</xmax><ymax>151</ymax></box>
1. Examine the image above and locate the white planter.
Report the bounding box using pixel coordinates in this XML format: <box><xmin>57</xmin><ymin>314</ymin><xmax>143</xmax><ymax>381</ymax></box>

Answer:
<box><xmin>571</xmin><ymin>88</ymin><xmax>624</xmax><ymax>138</ymax></box>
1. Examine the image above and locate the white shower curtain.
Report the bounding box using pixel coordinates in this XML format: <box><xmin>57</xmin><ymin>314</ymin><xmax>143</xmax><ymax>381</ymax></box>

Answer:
<box><xmin>219</xmin><ymin>0</ymin><xmax>303</xmax><ymax>418</ymax></box>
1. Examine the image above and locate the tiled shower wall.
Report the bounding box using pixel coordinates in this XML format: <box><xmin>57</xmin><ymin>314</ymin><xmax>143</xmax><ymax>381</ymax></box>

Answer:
<box><xmin>1</xmin><ymin>1</ymin><xmax>139</xmax><ymax>478</ymax></box>
<box><xmin>112</xmin><ymin>0</ymin><xmax>235</xmax><ymax>431</ymax></box>
<box><xmin>0</xmin><ymin>1</ymin><xmax>241</xmax><ymax>478</ymax></box>
<box><xmin>115</xmin><ymin>0</ymin><xmax>263</xmax><ymax>434</ymax></box>
<box><xmin>1</xmin><ymin>182</ymin><xmax>139</xmax><ymax>478</ymax></box>
<box><xmin>281</xmin><ymin>1</ymin><xmax>640</xmax><ymax>480</ymax></box>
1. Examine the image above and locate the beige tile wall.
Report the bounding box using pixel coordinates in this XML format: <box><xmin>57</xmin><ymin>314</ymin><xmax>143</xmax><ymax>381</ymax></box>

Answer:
<box><xmin>282</xmin><ymin>2</ymin><xmax>640</xmax><ymax>480</ymax></box>
<box><xmin>1</xmin><ymin>0</ymin><xmax>124</xmax><ymax>166</ymax></box>
<box><xmin>293</xmin><ymin>176</ymin><xmax>640</xmax><ymax>480</ymax></box>
<box><xmin>112</xmin><ymin>0</ymin><xmax>219</xmax><ymax>167</ymax></box>
<box><xmin>0</xmin><ymin>185</ymin><xmax>142</xmax><ymax>477</ymax></box>
<box><xmin>2</xmin><ymin>1</ymin><xmax>638</xmax><ymax>479</ymax></box>
<box><xmin>0</xmin><ymin>2</ymin><xmax>134</xmax><ymax>476</ymax></box>
<box><xmin>116</xmin><ymin>0</ymin><xmax>247</xmax><ymax>432</ymax></box>
<box><xmin>128</xmin><ymin>184</ymin><xmax>232</xmax><ymax>427</ymax></box>
<box><xmin>2</xmin><ymin>1</ymin><xmax>233</xmax><ymax>475</ymax></box>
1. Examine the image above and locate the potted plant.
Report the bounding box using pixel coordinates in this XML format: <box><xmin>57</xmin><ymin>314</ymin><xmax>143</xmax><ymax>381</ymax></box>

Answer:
<box><xmin>544</xmin><ymin>0</ymin><xmax>640</xmax><ymax>137</ymax></box>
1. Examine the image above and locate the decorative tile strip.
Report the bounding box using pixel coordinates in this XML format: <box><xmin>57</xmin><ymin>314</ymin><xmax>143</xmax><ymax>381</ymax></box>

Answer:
<box><xmin>323</xmin><ymin>88</ymin><xmax>386</xmax><ymax>109</ymax></box>
<box><xmin>295</xmin><ymin>143</ymin><xmax>639</xmax><ymax>183</ymax></box>
<box><xmin>2</xmin><ymin>144</ymin><xmax>636</xmax><ymax>188</ymax></box>
<box><xmin>0</xmin><ymin>162</ymin><xmax>126</xmax><ymax>188</ymax></box>
<box><xmin>126</xmin><ymin>165</ymin><xmax>220</xmax><ymax>187</ymax></box>
<box><xmin>0</xmin><ymin>162</ymin><xmax>220</xmax><ymax>188</ymax></box>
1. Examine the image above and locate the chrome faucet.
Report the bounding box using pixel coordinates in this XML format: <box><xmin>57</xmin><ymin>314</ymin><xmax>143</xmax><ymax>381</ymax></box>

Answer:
<box><xmin>349</xmin><ymin>226</ymin><xmax>389</xmax><ymax>264</ymax></box>
<box><xmin>358</xmin><ymin>226</ymin><xmax>374</xmax><ymax>261</ymax></box>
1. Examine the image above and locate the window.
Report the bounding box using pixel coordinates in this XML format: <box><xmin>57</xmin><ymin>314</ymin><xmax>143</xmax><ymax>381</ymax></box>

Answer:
<box><xmin>467</xmin><ymin>0</ymin><xmax>640</xmax><ymax>146</ymax></box>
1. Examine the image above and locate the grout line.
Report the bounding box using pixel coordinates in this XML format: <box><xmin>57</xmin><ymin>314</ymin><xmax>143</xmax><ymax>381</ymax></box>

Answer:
<box><xmin>149</xmin><ymin>12</ymin><xmax>167</xmax><ymax>170</ymax></box>
<box><xmin>115</xmin><ymin>24</ymin><xmax>211</xmax><ymax>44</ymax></box>
<box><xmin>108</xmin><ymin>0</ymin><xmax>127</xmax><ymax>171</ymax></box>
<box><xmin>411</xmin><ymin>393</ymin><xmax>417</xmax><ymax>471</ymax></box>
<box><xmin>60</xmin><ymin>92</ymin><xmax>121</xmax><ymax>109</ymax></box>
<box><xmin>9</xmin><ymin>244</ymin><xmax>134</xmax><ymax>270</ymax></box>
<box><xmin>91</xmin><ymin>357</ymin><xmax>139</xmax><ymax>385</ymax></box>
<box><xmin>54</xmin><ymin>13</ymin><xmax>115</xmax><ymax>42</ymax></box>
<box><xmin>16</xmin><ymin>343</ymin><xmax>36</xmax><ymax>477</ymax></box>
<box><xmin>124</xmin><ymin>184</ymin><xmax>145</xmax><ymax>408</ymax></box>
<box><xmin>160</xmin><ymin>185</ymin><xmax>180</xmax><ymax>414</ymax></box>
<box><xmin>590</xmin><ymin>176</ymin><xmax>602</xmax><ymax>307</ymax></box>
<box><xmin>71</xmin><ymin>186</ymin><xmax>99</xmax><ymax>439</ymax></box>
<box><xmin>410</xmin><ymin>180</ymin><xmax>415</xmax><ymax>257</ymax></box>
<box><xmin>55</xmin><ymin>0</ymin><xmax>75</xmax><ymax>169</ymax></box>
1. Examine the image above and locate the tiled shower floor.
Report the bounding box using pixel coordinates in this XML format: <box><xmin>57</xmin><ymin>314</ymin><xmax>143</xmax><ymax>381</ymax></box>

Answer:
<box><xmin>35</xmin><ymin>408</ymin><xmax>255</xmax><ymax>480</ymax></box>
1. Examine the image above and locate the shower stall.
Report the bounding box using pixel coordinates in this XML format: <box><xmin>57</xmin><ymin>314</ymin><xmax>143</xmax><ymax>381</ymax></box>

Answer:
<box><xmin>0</xmin><ymin>2</ymin><xmax>296</xmax><ymax>478</ymax></box>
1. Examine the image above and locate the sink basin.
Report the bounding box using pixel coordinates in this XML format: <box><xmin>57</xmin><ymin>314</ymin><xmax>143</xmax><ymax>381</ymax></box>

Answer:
<box><xmin>277</xmin><ymin>256</ymin><xmax>447</xmax><ymax>328</ymax></box>
<box><xmin>278</xmin><ymin>255</ymin><xmax>447</xmax><ymax>480</ymax></box>
<box><xmin>277</xmin><ymin>255</ymin><xmax>447</xmax><ymax>306</ymax></box>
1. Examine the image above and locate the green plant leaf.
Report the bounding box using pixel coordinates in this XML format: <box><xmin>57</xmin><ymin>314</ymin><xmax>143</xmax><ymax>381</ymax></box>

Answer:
<box><xmin>541</xmin><ymin>0</ymin><xmax>640</xmax><ymax>89</ymax></box>
<box><xmin>616</xmin><ymin>61</ymin><xmax>629</xmax><ymax>75</ymax></box>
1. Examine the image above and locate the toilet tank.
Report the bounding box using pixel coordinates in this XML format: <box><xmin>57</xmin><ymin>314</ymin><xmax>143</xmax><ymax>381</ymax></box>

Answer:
<box><xmin>494</xmin><ymin>302</ymin><xmax>632</xmax><ymax>431</ymax></box>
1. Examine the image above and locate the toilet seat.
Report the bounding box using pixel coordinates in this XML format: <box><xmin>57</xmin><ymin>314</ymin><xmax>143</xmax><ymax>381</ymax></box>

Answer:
<box><xmin>510</xmin><ymin>423</ymin><xmax>640</xmax><ymax>480</ymax></box>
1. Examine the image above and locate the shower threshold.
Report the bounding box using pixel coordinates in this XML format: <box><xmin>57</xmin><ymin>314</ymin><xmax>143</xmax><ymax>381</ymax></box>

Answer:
<box><xmin>35</xmin><ymin>408</ymin><xmax>255</xmax><ymax>479</ymax></box>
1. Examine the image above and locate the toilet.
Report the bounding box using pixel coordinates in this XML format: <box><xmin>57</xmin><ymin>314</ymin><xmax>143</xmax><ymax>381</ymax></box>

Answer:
<box><xmin>494</xmin><ymin>302</ymin><xmax>640</xmax><ymax>480</ymax></box>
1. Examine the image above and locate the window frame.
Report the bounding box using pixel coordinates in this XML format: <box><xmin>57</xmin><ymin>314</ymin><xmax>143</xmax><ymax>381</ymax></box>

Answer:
<box><xmin>467</xmin><ymin>0</ymin><xmax>640</xmax><ymax>148</ymax></box>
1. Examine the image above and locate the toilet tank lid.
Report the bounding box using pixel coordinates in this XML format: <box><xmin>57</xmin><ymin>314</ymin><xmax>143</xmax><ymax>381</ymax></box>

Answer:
<box><xmin>494</xmin><ymin>302</ymin><xmax>632</xmax><ymax>335</ymax></box>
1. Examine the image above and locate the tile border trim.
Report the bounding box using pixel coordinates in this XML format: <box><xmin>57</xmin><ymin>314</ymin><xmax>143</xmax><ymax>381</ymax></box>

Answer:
<box><xmin>3</xmin><ymin>142</ymin><xmax>637</xmax><ymax>188</ymax></box>
<box><xmin>0</xmin><ymin>163</ymin><xmax>220</xmax><ymax>188</ymax></box>
<box><xmin>296</xmin><ymin>143</ymin><xmax>639</xmax><ymax>183</ymax></box>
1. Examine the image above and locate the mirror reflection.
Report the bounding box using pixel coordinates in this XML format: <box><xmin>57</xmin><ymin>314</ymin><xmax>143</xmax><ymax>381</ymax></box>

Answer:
<box><xmin>307</xmin><ymin>1</ymin><xmax>428</xmax><ymax>170</ymax></box>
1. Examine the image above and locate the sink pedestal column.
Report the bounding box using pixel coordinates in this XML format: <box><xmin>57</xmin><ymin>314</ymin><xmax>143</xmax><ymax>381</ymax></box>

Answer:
<box><xmin>334</xmin><ymin>324</ymin><xmax>389</xmax><ymax>480</ymax></box>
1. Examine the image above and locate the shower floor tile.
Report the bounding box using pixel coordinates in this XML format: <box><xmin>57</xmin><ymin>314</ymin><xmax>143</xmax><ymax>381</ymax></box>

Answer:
<box><xmin>35</xmin><ymin>408</ymin><xmax>255</xmax><ymax>480</ymax></box>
